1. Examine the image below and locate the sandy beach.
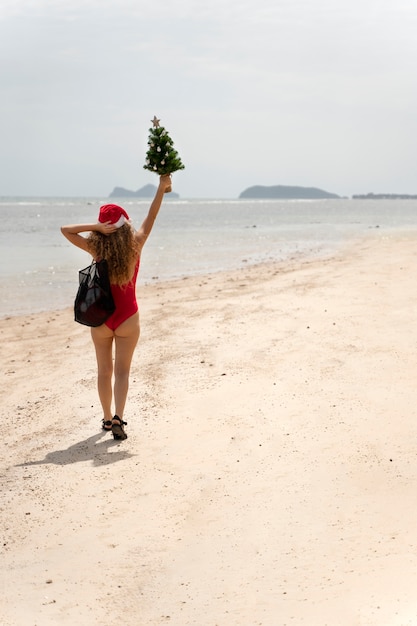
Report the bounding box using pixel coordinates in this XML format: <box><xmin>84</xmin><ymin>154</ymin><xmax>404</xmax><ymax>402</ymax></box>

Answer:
<box><xmin>2</xmin><ymin>232</ymin><xmax>417</xmax><ymax>626</ymax></box>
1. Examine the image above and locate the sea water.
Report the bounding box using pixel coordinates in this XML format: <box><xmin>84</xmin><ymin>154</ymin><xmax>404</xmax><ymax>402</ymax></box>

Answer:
<box><xmin>1</xmin><ymin>196</ymin><xmax>417</xmax><ymax>318</ymax></box>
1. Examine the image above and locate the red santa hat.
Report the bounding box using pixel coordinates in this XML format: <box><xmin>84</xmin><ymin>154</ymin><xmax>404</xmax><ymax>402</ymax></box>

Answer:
<box><xmin>98</xmin><ymin>204</ymin><xmax>130</xmax><ymax>228</ymax></box>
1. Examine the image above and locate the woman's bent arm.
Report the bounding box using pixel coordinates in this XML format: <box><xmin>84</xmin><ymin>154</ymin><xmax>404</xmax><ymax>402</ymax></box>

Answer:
<box><xmin>61</xmin><ymin>222</ymin><xmax>116</xmax><ymax>252</ymax></box>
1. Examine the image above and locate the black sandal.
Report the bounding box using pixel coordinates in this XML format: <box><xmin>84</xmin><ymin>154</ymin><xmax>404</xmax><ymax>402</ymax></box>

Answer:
<box><xmin>112</xmin><ymin>415</ymin><xmax>128</xmax><ymax>440</ymax></box>
<box><xmin>102</xmin><ymin>419</ymin><xmax>112</xmax><ymax>431</ymax></box>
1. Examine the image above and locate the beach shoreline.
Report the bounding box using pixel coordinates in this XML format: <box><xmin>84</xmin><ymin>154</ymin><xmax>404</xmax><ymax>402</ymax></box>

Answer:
<box><xmin>4</xmin><ymin>194</ymin><xmax>417</xmax><ymax>320</ymax></box>
<box><xmin>2</xmin><ymin>231</ymin><xmax>417</xmax><ymax>625</ymax></box>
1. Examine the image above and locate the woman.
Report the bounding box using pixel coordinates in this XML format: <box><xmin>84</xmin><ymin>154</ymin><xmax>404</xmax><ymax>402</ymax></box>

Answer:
<box><xmin>61</xmin><ymin>174</ymin><xmax>172</xmax><ymax>440</ymax></box>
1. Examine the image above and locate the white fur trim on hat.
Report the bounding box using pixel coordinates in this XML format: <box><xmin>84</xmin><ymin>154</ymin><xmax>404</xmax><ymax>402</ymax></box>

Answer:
<box><xmin>114</xmin><ymin>215</ymin><xmax>127</xmax><ymax>228</ymax></box>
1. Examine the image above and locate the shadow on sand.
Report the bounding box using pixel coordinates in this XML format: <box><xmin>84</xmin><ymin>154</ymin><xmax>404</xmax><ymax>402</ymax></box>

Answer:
<box><xmin>16</xmin><ymin>431</ymin><xmax>136</xmax><ymax>468</ymax></box>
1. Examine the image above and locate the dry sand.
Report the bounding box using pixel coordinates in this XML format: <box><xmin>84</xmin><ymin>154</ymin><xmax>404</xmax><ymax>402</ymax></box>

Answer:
<box><xmin>2</xmin><ymin>232</ymin><xmax>417</xmax><ymax>626</ymax></box>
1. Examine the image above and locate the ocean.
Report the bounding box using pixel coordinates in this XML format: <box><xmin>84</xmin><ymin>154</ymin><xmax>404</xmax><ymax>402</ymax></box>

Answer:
<box><xmin>1</xmin><ymin>196</ymin><xmax>417</xmax><ymax>318</ymax></box>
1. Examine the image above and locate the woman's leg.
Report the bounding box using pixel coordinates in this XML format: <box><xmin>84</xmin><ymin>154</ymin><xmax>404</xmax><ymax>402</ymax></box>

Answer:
<box><xmin>90</xmin><ymin>324</ymin><xmax>115</xmax><ymax>422</ymax></box>
<box><xmin>113</xmin><ymin>313</ymin><xmax>140</xmax><ymax>419</ymax></box>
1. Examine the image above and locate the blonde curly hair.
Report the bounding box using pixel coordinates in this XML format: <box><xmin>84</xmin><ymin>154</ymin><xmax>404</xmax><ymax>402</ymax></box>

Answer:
<box><xmin>88</xmin><ymin>223</ymin><xmax>140</xmax><ymax>285</ymax></box>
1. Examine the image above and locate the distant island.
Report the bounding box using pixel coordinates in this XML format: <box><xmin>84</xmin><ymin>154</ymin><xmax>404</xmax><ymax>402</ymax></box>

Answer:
<box><xmin>109</xmin><ymin>184</ymin><xmax>179</xmax><ymax>199</ymax></box>
<box><xmin>352</xmin><ymin>192</ymin><xmax>417</xmax><ymax>200</ymax></box>
<box><xmin>239</xmin><ymin>185</ymin><xmax>340</xmax><ymax>199</ymax></box>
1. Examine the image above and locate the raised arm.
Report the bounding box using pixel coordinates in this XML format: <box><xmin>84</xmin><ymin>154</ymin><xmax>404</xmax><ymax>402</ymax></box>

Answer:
<box><xmin>61</xmin><ymin>221</ymin><xmax>117</xmax><ymax>253</ymax></box>
<box><xmin>136</xmin><ymin>174</ymin><xmax>172</xmax><ymax>249</ymax></box>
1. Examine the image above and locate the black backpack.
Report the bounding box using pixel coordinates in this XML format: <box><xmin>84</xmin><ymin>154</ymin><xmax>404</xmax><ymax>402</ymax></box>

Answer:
<box><xmin>74</xmin><ymin>259</ymin><xmax>115</xmax><ymax>327</ymax></box>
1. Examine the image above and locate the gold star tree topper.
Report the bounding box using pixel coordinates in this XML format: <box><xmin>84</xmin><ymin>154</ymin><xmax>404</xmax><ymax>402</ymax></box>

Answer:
<box><xmin>151</xmin><ymin>115</ymin><xmax>161</xmax><ymax>128</ymax></box>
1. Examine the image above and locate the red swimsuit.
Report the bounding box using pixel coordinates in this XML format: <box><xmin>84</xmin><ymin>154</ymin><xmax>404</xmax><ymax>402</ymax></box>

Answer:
<box><xmin>104</xmin><ymin>259</ymin><xmax>140</xmax><ymax>331</ymax></box>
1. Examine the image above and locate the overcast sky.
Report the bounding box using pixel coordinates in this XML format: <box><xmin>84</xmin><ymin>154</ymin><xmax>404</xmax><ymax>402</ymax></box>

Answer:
<box><xmin>1</xmin><ymin>0</ymin><xmax>417</xmax><ymax>198</ymax></box>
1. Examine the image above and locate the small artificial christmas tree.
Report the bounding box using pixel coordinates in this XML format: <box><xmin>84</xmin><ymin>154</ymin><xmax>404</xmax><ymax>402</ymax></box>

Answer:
<box><xmin>143</xmin><ymin>116</ymin><xmax>185</xmax><ymax>193</ymax></box>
